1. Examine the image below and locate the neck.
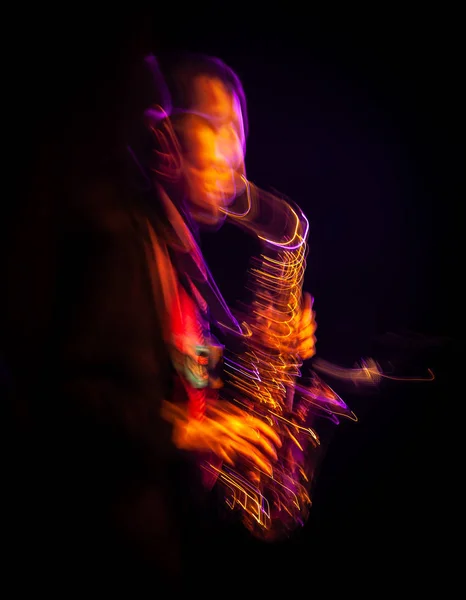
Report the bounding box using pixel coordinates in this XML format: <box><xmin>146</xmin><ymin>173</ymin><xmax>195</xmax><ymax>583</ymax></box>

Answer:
<box><xmin>155</xmin><ymin>182</ymin><xmax>200</xmax><ymax>252</ymax></box>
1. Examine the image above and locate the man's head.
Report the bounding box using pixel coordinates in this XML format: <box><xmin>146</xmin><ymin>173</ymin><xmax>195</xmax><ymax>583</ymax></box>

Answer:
<box><xmin>153</xmin><ymin>54</ymin><xmax>248</xmax><ymax>226</ymax></box>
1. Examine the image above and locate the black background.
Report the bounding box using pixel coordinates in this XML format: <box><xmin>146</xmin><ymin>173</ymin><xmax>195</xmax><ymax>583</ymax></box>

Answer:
<box><xmin>7</xmin><ymin>5</ymin><xmax>460</xmax><ymax>591</ymax></box>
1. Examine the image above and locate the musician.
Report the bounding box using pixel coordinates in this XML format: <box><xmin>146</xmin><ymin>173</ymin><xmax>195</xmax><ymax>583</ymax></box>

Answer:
<box><xmin>3</xmin><ymin>43</ymin><xmax>316</xmax><ymax>589</ymax></box>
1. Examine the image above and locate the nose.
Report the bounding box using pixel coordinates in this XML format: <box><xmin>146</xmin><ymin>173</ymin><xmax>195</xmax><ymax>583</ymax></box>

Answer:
<box><xmin>216</xmin><ymin>125</ymin><xmax>244</xmax><ymax>170</ymax></box>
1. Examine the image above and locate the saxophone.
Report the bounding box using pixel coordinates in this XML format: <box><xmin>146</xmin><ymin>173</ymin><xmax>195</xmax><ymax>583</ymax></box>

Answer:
<box><xmin>204</xmin><ymin>179</ymin><xmax>357</xmax><ymax>541</ymax></box>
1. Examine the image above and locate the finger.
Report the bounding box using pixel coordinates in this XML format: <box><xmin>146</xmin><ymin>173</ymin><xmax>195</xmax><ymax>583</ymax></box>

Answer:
<box><xmin>216</xmin><ymin>411</ymin><xmax>279</xmax><ymax>462</ymax></box>
<box><xmin>299</xmin><ymin>343</ymin><xmax>316</xmax><ymax>360</ymax></box>
<box><xmin>302</xmin><ymin>292</ymin><xmax>313</xmax><ymax>313</ymax></box>
<box><xmin>299</xmin><ymin>295</ymin><xmax>315</xmax><ymax>319</ymax></box>
<box><xmin>238</xmin><ymin>442</ymin><xmax>274</xmax><ymax>476</ymax></box>
<box><xmin>161</xmin><ymin>400</ymin><xmax>188</xmax><ymax>423</ymax></box>
<box><xmin>279</xmin><ymin>328</ymin><xmax>316</xmax><ymax>356</ymax></box>
<box><xmin>210</xmin><ymin>406</ymin><xmax>281</xmax><ymax>459</ymax></box>
<box><xmin>250</xmin><ymin>417</ymin><xmax>282</xmax><ymax>448</ymax></box>
<box><xmin>218</xmin><ymin>446</ymin><xmax>236</xmax><ymax>466</ymax></box>
<box><xmin>240</xmin><ymin>427</ymin><xmax>279</xmax><ymax>462</ymax></box>
<box><xmin>296</xmin><ymin>318</ymin><xmax>317</xmax><ymax>340</ymax></box>
<box><xmin>209</xmin><ymin>402</ymin><xmax>245</xmax><ymax>422</ymax></box>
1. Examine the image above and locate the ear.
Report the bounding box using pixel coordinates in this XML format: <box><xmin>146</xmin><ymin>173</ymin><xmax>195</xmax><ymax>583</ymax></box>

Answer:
<box><xmin>145</xmin><ymin>107</ymin><xmax>183</xmax><ymax>182</ymax></box>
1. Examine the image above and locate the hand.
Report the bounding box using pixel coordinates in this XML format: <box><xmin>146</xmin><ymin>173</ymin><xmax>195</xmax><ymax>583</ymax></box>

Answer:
<box><xmin>162</xmin><ymin>401</ymin><xmax>281</xmax><ymax>475</ymax></box>
<box><xmin>259</xmin><ymin>291</ymin><xmax>317</xmax><ymax>360</ymax></box>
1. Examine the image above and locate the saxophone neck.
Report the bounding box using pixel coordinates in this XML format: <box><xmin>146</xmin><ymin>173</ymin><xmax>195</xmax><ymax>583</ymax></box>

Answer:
<box><xmin>223</xmin><ymin>180</ymin><xmax>309</xmax><ymax>251</ymax></box>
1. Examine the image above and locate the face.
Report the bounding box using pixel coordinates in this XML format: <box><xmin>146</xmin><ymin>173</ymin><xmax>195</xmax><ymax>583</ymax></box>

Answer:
<box><xmin>174</xmin><ymin>75</ymin><xmax>246</xmax><ymax>225</ymax></box>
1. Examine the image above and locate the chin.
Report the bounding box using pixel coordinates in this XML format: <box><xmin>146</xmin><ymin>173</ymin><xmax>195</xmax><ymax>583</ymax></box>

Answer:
<box><xmin>189</xmin><ymin>189</ymin><xmax>235</xmax><ymax>228</ymax></box>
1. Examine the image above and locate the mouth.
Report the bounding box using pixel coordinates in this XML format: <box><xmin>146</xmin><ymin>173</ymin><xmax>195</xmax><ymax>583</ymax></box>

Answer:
<box><xmin>205</xmin><ymin>177</ymin><xmax>243</xmax><ymax>206</ymax></box>
<box><xmin>187</xmin><ymin>169</ymin><xmax>247</xmax><ymax>226</ymax></box>
<box><xmin>212</xmin><ymin>189</ymin><xmax>237</xmax><ymax>206</ymax></box>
